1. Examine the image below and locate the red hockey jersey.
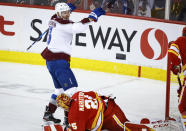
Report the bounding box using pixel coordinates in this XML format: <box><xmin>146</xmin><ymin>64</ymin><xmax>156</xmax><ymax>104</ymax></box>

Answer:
<box><xmin>68</xmin><ymin>91</ymin><xmax>105</xmax><ymax>131</ymax></box>
<box><xmin>168</xmin><ymin>36</ymin><xmax>186</xmax><ymax>80</ymax></box>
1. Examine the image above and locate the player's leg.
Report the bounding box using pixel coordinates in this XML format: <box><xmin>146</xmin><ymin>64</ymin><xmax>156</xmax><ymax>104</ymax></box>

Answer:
<box><xmin>43</xmin><ymin>59</ymin><xmax>71</xmax><ymax>123</ymax></box>
<box><xmin>102</xmin><ymin>99</ymin><xmax>129</xmax><ymax>131</ymax></box>
<box><xmin>43</xmin><ymin>59</ymin><xmax>78</xmax><ymax>124</ymax></box>
<box><xmin>43</xmin><ymin>61</ymin><xmax>64</xmax><ymax>123</ymax></box>
<box><xmin>102</xmin><ymin>100</ymin><xmax>152</xmax><ymax>131</ymax></box>
<box><xmin>43</xmin><ymin>68</ymin><xmax>64</xmax><ymax>123</ymax></box>
<box><xmin>53</xmin><ymin>60</ymin><xmax>78</xmax><ymax>127</ymax></box>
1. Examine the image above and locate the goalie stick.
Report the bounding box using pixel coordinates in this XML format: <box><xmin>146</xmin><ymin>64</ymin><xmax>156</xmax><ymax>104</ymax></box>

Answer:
<box><xmin>26</xmin><ymin>28</ymin><xmax>49</xmax><ymax>51</ymax></box>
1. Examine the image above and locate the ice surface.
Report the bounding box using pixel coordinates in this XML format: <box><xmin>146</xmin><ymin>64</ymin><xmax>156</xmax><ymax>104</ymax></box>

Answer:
<box><xmin>0</xmin><ymin>62</ymin><xmax>175</xmax><ymax>131</ymax></box>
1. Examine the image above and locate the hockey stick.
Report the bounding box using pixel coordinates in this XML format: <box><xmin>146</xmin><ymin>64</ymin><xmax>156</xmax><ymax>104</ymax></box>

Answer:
<box><xmin>26</xmin><ymin>28</ymin><xmax>49</xmax><ymax>51</ymax></box>
<box><xmin>177</xmin><ymin>73</ymin><xmax>182</xmax><ymax>95</ymax></box>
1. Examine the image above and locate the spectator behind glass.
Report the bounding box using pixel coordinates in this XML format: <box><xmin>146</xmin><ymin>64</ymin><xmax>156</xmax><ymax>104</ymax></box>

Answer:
<box><xmin>0</xmin><ymin>0</ymin><xmax>17</xmax><ymax>3</ymax></box>
<box><xmin>177</xmin><ymin>0</ymin><xmax>186</xmax><ymax>21</ymax></box>
<box><xmin>122</xmin><ymin>0</ymin><xmax>134</xmax><ymax>15</ymax></box>
<box><xmin>16</xmin><ymin>0</ymin><xmax>30</xmax><ymax>4</ymax></box>
<box><xmin>151</xmin><ymin>0</ymin><xmax>165</xmax><ymax>19</ymax></box>
<box><xmin>0</xmin><ymin>0</ymin><xmax>8</xmax><ymax>2</ymax></box>
<box><xmin>89</xmin><ymin>0</ymin><xmax>103</xmax><ymax>10</ymax></box>
<box><xmin>33</xmin><ymin>0</ymin><xmax>50</xmax><ymax>6</ymax></box>
<box><xmin>50</xmin><ymin>0</ymin><xmax>67</xmax><ymax>6</ymax></box>
<box><xmin>136</xmin><ymin>0</ymin><xmax>153</xmax><ymax>17</ymax></box>
<box><xmin>133</xmin><ymin>0</ymin><xmax>154</xmax><ymax>17</ymax></box>
<box><xmin>170</xmin><ymin>0</ymin><xmax>186</xmax><ymax>21</ymax></box>
<box><xmin>101</xmin><ymin>0</ymin><xmax>134</xmax><ymax>14</ymax></box>
<box><xmin>101</xmin><ymin>0</ymin><xmax>120</xmax><ymax>13</ymax></box>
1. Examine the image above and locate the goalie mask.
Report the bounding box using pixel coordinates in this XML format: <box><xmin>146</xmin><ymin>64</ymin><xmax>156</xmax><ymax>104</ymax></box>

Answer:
<box><xmin>55</xmin><ymin>2</ymin><xmax>70</xmax><ymax>18</ymax></box>
<box><xmin>56</xmin><ymin>93</ymin><xmax>72</xmax><ymax>111</ymax></box>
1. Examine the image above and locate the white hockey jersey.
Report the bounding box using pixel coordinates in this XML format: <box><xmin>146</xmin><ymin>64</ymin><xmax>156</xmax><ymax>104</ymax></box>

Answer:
<box><xmin>47</xmin><ymin>14</ymin><xmax>90</xmax><ymax>56</ymax></box>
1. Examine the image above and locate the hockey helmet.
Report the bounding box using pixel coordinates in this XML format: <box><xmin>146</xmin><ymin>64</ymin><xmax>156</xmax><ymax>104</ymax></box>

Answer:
<box><xmin>55</xmin><ymin>2</ymin><xmax>70</xmax><ymax>17</ymax></box>
<box><xmin>182</xmin><ymin>26</ymin><xmax>186</xmax><ymax>36</ymax></box>
<box><xmin>56</xmin><ymin>93</ymin><xmax>72</xmax><ymax>111</ymax></box>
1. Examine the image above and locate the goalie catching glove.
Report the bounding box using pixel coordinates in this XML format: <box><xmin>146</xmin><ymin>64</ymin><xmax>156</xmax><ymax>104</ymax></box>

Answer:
<box><xmin>88</xmin><ymin>8</ymin><xmax>106</xmax><ymax>22</ymax></box>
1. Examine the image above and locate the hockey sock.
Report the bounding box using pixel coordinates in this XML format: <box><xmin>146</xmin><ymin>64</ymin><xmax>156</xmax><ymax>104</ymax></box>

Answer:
<box><xmin>48</xmin><ymin>103</ymin><xmax>57</xmax><ymax>113</ymax></box>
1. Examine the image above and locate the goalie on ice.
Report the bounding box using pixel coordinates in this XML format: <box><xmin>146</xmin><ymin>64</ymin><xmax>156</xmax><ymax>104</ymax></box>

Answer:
<box><xmin>54</xmin><ymin>91</ymin><xmax>152</xmax><ymax>131</ymax></box>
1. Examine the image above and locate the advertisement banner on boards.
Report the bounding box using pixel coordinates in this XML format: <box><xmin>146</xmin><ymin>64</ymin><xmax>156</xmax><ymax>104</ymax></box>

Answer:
<box><xmin>0</xmin><ymin>5</ymin><xmax>184</xmax><ymax>69</ymax></box>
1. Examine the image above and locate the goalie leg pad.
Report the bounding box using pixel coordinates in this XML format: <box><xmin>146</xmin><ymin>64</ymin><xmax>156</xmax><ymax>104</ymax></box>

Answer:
<box><xmin>102</xmin><ymin>100</ymin><xmax>129</xmax><ymax>131</ymax></box>
<box><xmin>43</xmin><ymin>123</ymin><xmax>63</xmax><ymax>131</ymax></box>
<box><xmin>124</xmin><ymin>122</ymin><xmax>152</xmax><ymax>131</ymax></box>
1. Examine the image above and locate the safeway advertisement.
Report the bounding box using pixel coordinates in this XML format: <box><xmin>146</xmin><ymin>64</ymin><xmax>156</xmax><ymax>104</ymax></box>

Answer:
<box><xmin>0</xmin><ymin>4</ymin><xmax>185</xmax><ymax>69</ymax></box>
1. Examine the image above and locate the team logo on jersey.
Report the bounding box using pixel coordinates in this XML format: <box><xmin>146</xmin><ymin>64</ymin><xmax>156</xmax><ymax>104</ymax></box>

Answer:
<box><xmin>140</xmin><ymin>28</ymin><xmax>168</xmax><ymax>60</ymax></box>
<box><xmin>0</xmin><ymin>15</ymin><xmax>15</xmax><ymax>36</ymax></box>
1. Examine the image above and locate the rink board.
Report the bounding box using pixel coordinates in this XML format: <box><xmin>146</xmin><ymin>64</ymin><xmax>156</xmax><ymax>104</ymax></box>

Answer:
<box><xmin>0</xmin><ymin>3</ymin><xmax>185</xmax><ymax>82</ymax></box>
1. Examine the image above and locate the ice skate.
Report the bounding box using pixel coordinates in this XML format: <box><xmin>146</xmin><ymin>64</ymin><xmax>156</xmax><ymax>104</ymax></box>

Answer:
<box><xmin>43</xmin><ymin>106</ymin><xmax>61</xmax><ymax>123</ymax></box>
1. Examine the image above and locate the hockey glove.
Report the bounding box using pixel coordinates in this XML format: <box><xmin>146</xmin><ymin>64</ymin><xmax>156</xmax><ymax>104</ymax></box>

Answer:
<box><xmin>171</xmin><ymin>64</ymin><xmax>181</xmax><ymax>75</ymax></box>
<box><xmin>88</xmin><ymin>8</ymin><xmax>106</xmax><ymax>22</ymax></box>
<box><xmin>101</xmin><ymin>95</ymin><xmax>116</xmax><ymax>101</ymax></box>
<box><xmin>67</xmin><ymin>3</ymin><xmax>76</xmax><ymax>12</ymax></box>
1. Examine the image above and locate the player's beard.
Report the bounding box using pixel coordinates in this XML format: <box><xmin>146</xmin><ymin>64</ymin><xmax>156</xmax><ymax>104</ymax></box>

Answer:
<box><xmin>63</xmin><ymin>16</ymin><xmax>69</xmax><ymax>20</ymax></box>
<box><xmin>61</xmin><ymin>11</ymin><xmax>70</xmax><ymax>20</ymax></box>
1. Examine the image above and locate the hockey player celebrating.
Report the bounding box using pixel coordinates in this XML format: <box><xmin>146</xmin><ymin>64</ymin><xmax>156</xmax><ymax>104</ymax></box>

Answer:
<box><xmin>168</xmin><ymin>26</ymin><xmax>186</xmax><ymax>122</ymax></box>
<box><xmin>41</xmin><ymin>2</ymin><xmax>106</xmax><ymax>124</ymax></box>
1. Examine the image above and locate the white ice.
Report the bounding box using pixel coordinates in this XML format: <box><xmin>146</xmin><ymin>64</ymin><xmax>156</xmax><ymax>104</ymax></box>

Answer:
<box><xmin>0</xmin><ymin>62</ymin><xmax>179</xmax><ymax>131</ymax></box>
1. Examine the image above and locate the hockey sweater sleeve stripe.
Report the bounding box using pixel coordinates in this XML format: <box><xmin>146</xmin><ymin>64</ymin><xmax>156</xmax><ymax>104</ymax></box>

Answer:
<box><xmin>112</xmin><ymin>114</ymin><xmax>124</xmax><ymax>128</ymax></box>
<box><xmin>91</xmin><ymin>93</ymin><xmax>104</xmax><ymax>130</ymax></box>
<box><xmin>168</xmin><ymin>49</ymin><xmax>179</xmax><ymax>57</ymax></box>
<box><xmin>169</xmin><ymin>43</ymin><xmax>180</xmax><ymax>56</ymax></box>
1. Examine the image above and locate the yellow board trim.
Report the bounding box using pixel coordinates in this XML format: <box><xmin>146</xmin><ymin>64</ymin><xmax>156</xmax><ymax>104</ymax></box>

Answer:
<box><xmin>0</xmin><ymin>50</ymin><xmax>167</xmax><ymax>82</ymax></box>
<box><xmin>0</xmin><ymin>50</ymin><xmax>45</xmax><ymax>65</ymax></box>
<box><xmin>141</xmin><ymin>66</ymin><xmax>167</xmax><ymax>81</ymax></box>
<box><xmin>70</xmin><ymin>57</ymin><xmax>139</xmax><ymax>77</ymax></box>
